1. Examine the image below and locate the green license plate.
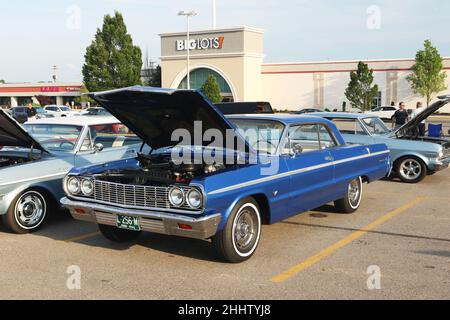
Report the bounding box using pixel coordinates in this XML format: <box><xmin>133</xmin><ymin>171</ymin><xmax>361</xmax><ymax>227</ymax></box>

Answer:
<box><xmin>116</xmin><ymin>215</ymin><xmax>141</xmax><ymax>231</ymax></box>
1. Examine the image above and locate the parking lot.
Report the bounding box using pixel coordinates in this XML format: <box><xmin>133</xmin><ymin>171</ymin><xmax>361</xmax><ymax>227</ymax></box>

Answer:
<box><xmin>0</xmin><ymin>167</ymin><xmax>448</xmax><ymax>300</ymax></box>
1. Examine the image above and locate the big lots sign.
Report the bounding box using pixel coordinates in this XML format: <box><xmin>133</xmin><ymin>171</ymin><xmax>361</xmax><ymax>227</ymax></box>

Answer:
<box><xmin>176</xmin><ymin>36</ymin><xmax>224</xmax><ymax>51</ymax></box>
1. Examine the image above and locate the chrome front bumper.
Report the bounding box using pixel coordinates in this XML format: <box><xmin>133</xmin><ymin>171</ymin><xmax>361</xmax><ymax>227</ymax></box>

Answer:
<box><xmin>429</xmin><ymin>157</ymin><xmax>450</xmax><ymax>172</ymax></box>
<box><xmin>60</xmin><ymin>197</ymin><xmax>222</xmax><ymax>240</ymax></box>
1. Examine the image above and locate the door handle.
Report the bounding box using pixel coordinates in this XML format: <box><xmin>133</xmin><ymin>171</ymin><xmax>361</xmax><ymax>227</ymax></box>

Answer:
<box><xmin>325</xmin><ymin>156</ymin><xmax>334</xmax><ymax>161</ymax></box>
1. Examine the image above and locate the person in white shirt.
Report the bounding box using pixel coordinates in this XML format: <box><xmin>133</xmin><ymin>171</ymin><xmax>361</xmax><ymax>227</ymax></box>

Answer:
<box><xmin>411</xmin><ymin>102</ymin><xmax>426</xmax><ymax>136</ymax></box>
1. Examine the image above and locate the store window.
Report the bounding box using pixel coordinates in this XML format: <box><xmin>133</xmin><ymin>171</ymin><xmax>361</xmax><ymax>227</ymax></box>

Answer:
<box><xmin>178</xmin><ymin>68</ymin><xmax>233</xmax><ymax>101</ymax></box>
<box><xmin>372</xmin><ymin>91</ymin><xmax>382</xmax><ymax>108</ymax></box>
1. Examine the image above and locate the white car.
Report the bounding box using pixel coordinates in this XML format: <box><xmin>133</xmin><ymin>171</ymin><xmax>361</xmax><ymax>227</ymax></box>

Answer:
<box><xmin>43</xmin><ymin>105</ymin><xmax>80</xmax><ymax>117</ymax></box>
<box><xmin>365</xmin><ymin>106</ymin><xmax>398</xmax><ymax>120</ymax></box>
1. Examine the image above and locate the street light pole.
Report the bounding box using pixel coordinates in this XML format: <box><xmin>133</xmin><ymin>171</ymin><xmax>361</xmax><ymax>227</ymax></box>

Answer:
<box><xmin>212</xmin><ymin>0</ymin><xmax>216</xmax><ymax>29</ymax></box>
<box><xmin>178</xmin><ymin>11</ymin><xmax>197</xmax><ymax>90</ymax></box>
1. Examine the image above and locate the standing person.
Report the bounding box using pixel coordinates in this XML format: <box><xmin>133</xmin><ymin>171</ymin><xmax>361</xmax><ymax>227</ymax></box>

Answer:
<box><xmin>26</xmin><ymin>102</ymin><xmax>36</xmax><ymax>118</ymax></box>
<box><xmin>411</xmin><ymin>101</ymin><xmax>426</xmax><ymax>136</ymax></box>
<box><xmin>392</xmin><ymin>102</ymin><xmax>409</xmax><ymax>130</ymax></box>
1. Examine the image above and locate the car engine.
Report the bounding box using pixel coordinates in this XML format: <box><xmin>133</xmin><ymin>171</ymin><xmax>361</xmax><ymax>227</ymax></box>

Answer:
<box><xmin>93</xmin><ymin>152</ymin><xmax>229</xmax><ymax>186</ymax></box>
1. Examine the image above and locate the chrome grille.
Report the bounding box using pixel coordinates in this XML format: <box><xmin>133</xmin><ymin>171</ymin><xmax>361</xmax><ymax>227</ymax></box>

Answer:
<box><xmin>443</xmin><ymin>146</ymin><xmax>450</xmax><ymax>158</ymax></box>
<box><xmin>92</xmin><ymin>180</ymin><xmax>199</xmax><ymax>211</ymax></box>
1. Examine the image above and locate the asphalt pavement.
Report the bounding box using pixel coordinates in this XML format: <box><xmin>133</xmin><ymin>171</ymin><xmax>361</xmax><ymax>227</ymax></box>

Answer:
<box><xmin>0</xmin><ymin>169</ymin><xmax>449</xmax><ymax>299</ymax></box>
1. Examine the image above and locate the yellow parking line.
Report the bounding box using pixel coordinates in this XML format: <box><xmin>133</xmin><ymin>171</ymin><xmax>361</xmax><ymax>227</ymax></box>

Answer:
<box><xmin>64</xmin><ymin>231</ymin><xmax>101</xmax><ymax>243</ymax></box>
<box><xmin>271</xmin><ymin>196</ymin><xmax>427</xmax><ymax>283</ymax></box>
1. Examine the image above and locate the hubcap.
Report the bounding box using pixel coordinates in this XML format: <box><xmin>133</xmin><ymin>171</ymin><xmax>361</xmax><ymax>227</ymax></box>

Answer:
<box><xmin>400</xmin><ymin>159</ymin><xmax>421</xmax><ymax>180</ymax></box>
<box><xmin>348</xmin><ymin>178</ymin><xmax>362</xmax><ymax>208</ymax></box>
<box><xmin>232</xmin><ymin>204</ymin><xmax>261</xmax><ymax>257</ymax></box>
<box><xmin>234</xmin><ymin>211</ymin><xmax>256</xmax><ymax>249</ymax></box>
<box><xmin>15</xmin><ymin>192</ymin><xmax>46</xmax><ymax>229</ymax></box>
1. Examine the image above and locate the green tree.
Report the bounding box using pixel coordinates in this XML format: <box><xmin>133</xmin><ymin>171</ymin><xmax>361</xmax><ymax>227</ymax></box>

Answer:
<box><xmin>407</xmin><ymin>40</ymin><xmax>447</xmax><ymax>106</ymax></box>
<box><xmin>345</xmin><ymin>61</ymin><xmax>379</xmax><ymax>111</ymax></box>
<box><xmin>0</xmin><ymin>80</ymin><xmax>5</xmax><ymax>84</ymax></box>
<box><xmin>74</xmin><ymin>85</ymin><xmax>94</xmax><ymax>107</ymax></box>
<box><xmin>200</xmin><ymin>75</ymin><xmax>223</xmax><ymax>103</ymax></box>
<box><xmin>82</xmin><ymin>11</ymin><xmax>142</xmax><ymax>92</ymax></box>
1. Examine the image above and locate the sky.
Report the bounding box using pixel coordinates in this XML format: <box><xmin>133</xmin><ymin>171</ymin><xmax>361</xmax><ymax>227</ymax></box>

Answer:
<box><xmin>0</xmin><ymin>0</ymin><xmax>449</xmax><ymax>83</ymax></box>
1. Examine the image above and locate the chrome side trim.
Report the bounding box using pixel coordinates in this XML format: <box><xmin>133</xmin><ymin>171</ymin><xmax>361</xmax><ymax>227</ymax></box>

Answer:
<box><xmin>208</xmin><ymin>150</ymin><xmax>390</xmax><ymax>195</ymax></box>
<box><xmin>0</xmin><ymin>171</ymin><xmax>69</xmax><ymax>187</ymax></box>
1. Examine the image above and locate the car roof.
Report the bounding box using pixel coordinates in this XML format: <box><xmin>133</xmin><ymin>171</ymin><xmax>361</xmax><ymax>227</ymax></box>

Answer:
<box><xmin>309</xmin><ymin>112</ymin><xmax>376</xmax><ymax>119</ymax></box>
<box><xmin>226</xmin><ymin>113</ymin><xmax>331</xmax><ymax>125</ymax></box>
<box><xmin>25</xmin><ymin>115</ymin><xmax>120</xmax><ymax>126</ymax></box>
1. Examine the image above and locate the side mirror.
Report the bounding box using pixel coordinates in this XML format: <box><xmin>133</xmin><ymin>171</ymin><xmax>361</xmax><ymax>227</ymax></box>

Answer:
<box><xmin>293</xmin><ymin>144</ymin><xmax>303</xmax><ymax>154</ymax></box>
<box><xmin>94</xmin><ymin>143</ymin><xmax>104</xmax><ymax>153</ymax></box>
<box><xmin>290</xmin><ymin>144</ymin><xmax>303</xmax><ymax>156</ymax></box>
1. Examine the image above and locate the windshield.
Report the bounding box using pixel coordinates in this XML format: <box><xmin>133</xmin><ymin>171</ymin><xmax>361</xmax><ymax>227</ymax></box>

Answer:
<box><xmin>229</xmin><ymin>119</ymin><xmax>285</xmax><ymax>154</ymax></box>
<box><xmin>60</xmin><ymin>107</ymin><xmax>71</xmax><ymax>112</ymax></box>
<box><xmin>361</xmin><ymin>117</ymin><xmax>390</xmax><ymax>135</ymax></box>
<box><xmin>23</xmin><ymin>124</ymin><xmax>83</xmax><ymax>151</ymax></box>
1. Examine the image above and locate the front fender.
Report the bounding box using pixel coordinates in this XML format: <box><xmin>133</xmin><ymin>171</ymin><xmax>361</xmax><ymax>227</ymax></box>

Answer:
<box><xmin>209</xmin><ymin>188</ymin><xmax>271</xmax><ymax>232</ymax></box>
<box><xmin>390</xmin><ymin>151</ymin><xmax>431</xmax><ymax>169</ymax></box>
<box><xmin>0</xmin><ymin>178</ymin><xmax>64</xmax><ymax>215</ymax></box>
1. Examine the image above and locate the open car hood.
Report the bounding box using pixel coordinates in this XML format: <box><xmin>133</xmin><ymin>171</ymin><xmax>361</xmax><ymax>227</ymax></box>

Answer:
<box><xmin>393</xmin><ymin>95</ymin><xmax>450</xmax><ymax>137</ymax></box>
<box><xmin>89</xmin><ymin>86</ymin><xmax>251</xmax><ymax>152</ymax></box>
<box><xmin>0</xmin><ymin>109</ymin><xmax>48</xmax><ymax>152</ymax></box>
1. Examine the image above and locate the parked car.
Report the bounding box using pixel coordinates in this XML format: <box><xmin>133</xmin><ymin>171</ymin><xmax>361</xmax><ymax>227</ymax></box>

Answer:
<box><xmin>8</xmin><ymin>107</ymin><xmax>29</xmax><ymax>123</ymax></box>
<box><xmin>214</xmin><ymin>102</ymin><xmax>274</xmax><ymax>115</ymax></box>
<box><xmin>61</xmin><ymin>86</ymin><xmax>390</xmax><ymax>263</ymax></box>
<box><xmin>29</xmin><ymin>106</ymin><xmax>53</xmax><ymax>120</ymax></box>
<box><xmin>365</xmin><ymin>106</ymin><xmax>398</xmax><ymax>120</ymax></box>
<box><xmin>81</xmin><ymin>107</ymin><xmax>111</xmax><ymax>116</ymax></box>
<box><xmin>43</xmin><ymin>105</ymin><xmax>80</xmax><ymax>117</ymax></box>
<box><xmin>311</xmin><ymin>96</ymin><xmax>450</xmax><ymax>183</ymax></box>
<box><xmin>292</xmin><ymin>108</ymin><xmax>323</xmax><ymax>114</ymax></box>
<box><xmin>0</xmin><ymin>112</ymin><xmax>143</xmax><ymax>233</ymax></box>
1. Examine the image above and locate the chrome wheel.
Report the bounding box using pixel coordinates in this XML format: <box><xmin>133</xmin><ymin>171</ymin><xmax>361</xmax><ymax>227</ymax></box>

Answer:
<box><xmin>348</xmin><ymin>177</ymin><xmax>362</xmax><ymax>209</ymax></box>
<box><xmin>399</xmin><ymin>159</ymin><xmax>422</xmax><ymax>181</ymax></box>
<box><xmin>14</xmin><ymin>191</ymin><xmax>47</xmax><ymax>230</ymax></box>
<box><xmin>232</xmin><ymin>203</ymin><xmax>261</xmax><ymax>257</ymax></box>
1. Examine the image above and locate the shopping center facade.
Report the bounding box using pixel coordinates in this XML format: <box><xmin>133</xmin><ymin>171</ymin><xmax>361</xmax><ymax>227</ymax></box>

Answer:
<box><xmin>160</xmin><ymin>26</ymin><xmax>450</xmax><ymax>112</ymax></box>
<box><xmin>1</xmin><ymin>26</ymin><xmax>449</xmax><ymax>112</ymax></box>
<box><xmin>0</xmin><ymin>83</ymin><xmax>83</xmax><ymax>108</ymax></box>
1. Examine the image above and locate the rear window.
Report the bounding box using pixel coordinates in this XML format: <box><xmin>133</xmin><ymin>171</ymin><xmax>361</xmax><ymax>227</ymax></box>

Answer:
<box><xmin>328</xmin><ymin>118</ymin><xmax>366</xmax><ymax>135</ymax></box>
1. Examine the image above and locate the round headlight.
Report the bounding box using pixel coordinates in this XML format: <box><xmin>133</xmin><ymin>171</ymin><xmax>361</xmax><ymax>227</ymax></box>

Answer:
<box><xmin>67</xmin><ymin>177</ymin><xmax>81</xmax><ymax>194</ymax></box>
<box><xmin>187</xmin><ymin>189</ymin><xmax>203</xmax><ymax>209</ymax></box>
<box><xmin>169</xmin><ymin>187</ymin><xmax>184</xmax><ymax>207</ymax></box>
<box><xmin>81</xmin><ymin>179</ymin><xmax>94</xmax><ymax>196</ymax></box>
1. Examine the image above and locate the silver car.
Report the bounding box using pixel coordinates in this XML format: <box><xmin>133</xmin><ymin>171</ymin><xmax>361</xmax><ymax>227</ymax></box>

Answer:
<box><xmin>0</xmin><ymin>111</ymin><xmax>142</xmax><ymax>233</ymax></box>
<box><xmin>312</xmin><ymin>95</ymin><xmax>450</xmax><ymax>183</ymax></box>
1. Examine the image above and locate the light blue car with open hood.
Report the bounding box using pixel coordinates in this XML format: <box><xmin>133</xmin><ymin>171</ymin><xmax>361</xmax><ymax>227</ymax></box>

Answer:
<box><xmin>312</xmin><ymin>95</ymin><xmax>450</xmax><ymax>183</ymax></box>
<box><xmin>0</xmin><ymin>112</ymin><xmax>142</xmax><ymax>233</ymax></box>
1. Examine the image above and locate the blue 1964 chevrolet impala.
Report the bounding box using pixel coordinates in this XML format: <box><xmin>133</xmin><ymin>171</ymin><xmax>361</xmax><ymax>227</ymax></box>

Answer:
<box><xmin>61</xmin><ymin>86</ymin><xmax>390</xmax><ymax>263</ymax></box>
